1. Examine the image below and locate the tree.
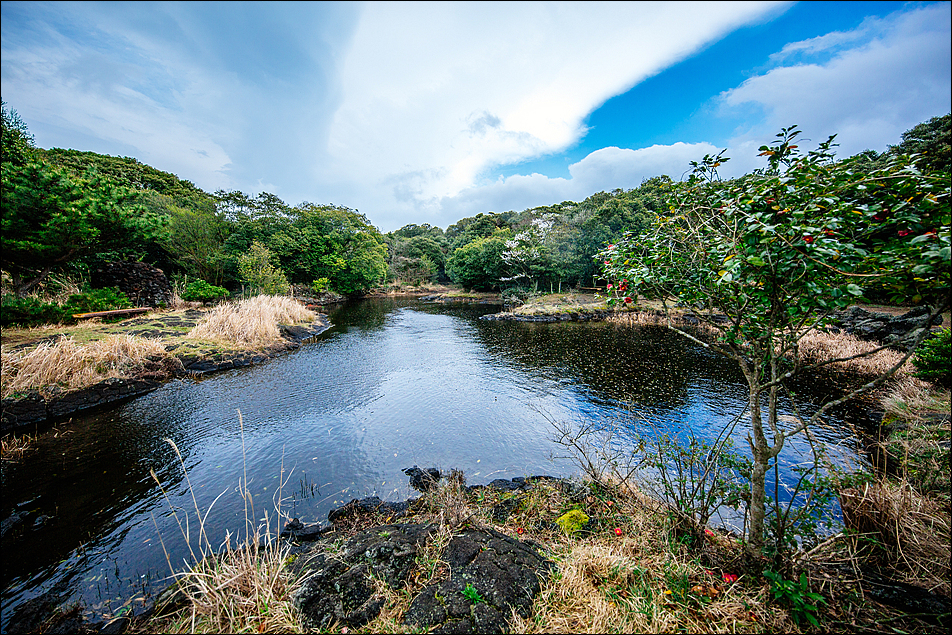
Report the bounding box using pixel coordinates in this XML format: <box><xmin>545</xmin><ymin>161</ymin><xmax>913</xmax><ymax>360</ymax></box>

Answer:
<box><xmin>890</xmin><ymin>113</ymin><xmax>951</xmax><ymax>173</ymax></box>
<box><xmin>237</xmin><ymin>241</ymin><xmax>290</xmax><ymax>295</ymax></box>
<box><xmin>601</xmin><ymin>127</ymin><xmax>950</xmax><ymax>558</ymax></box>
<box><xmin>1</xmin><ymin>101</ymin><xmax>35</xmax><ymax>167</ymax></box>
<box><xmin>1</xmin><ymin>159</ymin><xmax>169</xmax><ymax>295</ymax></box>
<box><xmin>446</xmin><ymin>230</ymin><xmax>511</xmax><ymax>291</ymax></box>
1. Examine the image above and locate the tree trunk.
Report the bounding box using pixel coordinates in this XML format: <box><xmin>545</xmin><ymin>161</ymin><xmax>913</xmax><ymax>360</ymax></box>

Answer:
<box><xmin>746</xmin><ymin>383</ymin><xmax>770</xmax><ymax>558</ymax></box>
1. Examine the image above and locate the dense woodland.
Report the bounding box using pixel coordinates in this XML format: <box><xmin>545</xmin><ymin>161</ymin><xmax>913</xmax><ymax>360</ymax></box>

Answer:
<box><xmin>1</xmin><ymin>99</ymin><xmax>949</xmax><ymax>322</ymax></box>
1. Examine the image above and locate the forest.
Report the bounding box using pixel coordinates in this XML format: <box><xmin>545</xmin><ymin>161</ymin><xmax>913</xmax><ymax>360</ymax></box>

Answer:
<box><xmin>1</xmin><ymin>99</ymin><xmax>949</xmax><ymax>326</ymax></box>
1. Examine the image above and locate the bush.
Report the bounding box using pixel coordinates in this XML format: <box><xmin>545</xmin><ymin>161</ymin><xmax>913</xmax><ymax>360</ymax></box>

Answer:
<box><xmin>181</xmin><ymin>280</ymin><xmax>230</xmax><ymax>305</ymax></box>
<box><xmin>912</xmin><ymin>328</ymin><xmax>951</xmax><ymax>387</ymax></box>
<box><xmin>0</xmin><ymin>287</ymin><xmax>130</xmax><ymax>327</ymax></box>
<box><xmin>310</xmin><ymin>278</ymin><xmax>331</xmax><ymax>294</ymax></box>
<box><xmin>63</xmin><ymin>287</ymin><xmax>131</xmax><ymax>314</ymax></box>
<box><xmin>0</xmin><ymin>295</ymin><xmax>67</xmax><ymax>327</ymax></box>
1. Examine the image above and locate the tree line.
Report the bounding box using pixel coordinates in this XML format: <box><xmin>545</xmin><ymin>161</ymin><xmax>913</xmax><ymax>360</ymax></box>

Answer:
<box><xmin>2</xmin><ymin>98</ymin><xmax>948</xmax><ymax>307</ymax></box>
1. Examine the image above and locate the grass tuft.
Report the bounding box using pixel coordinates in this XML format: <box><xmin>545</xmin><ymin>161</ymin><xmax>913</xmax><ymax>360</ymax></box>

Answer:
<box><xmin>1</xmin><ymin>334</ymin><xmax>167</xmax><ymax>398</ymax></box>
<box><xmin>839</xmin><ymin>478</ymin><xmax>951</xmax><ymax>596</ymax></box>
<box><xmin>186</xmin><ymin>295</ymin><xmax>315</xmax><ymax>347</ymax></box>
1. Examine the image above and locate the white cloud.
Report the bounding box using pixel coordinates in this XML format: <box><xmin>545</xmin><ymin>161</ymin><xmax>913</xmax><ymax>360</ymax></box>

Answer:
<box><xmin>325</xmin><ymin>1</ymin><xmax>788</xmax><ymax>216</ymax></box>
<box><xmin>720</xmin><ymin>3</ymin><xmax>951</xmax><ymax>166</ymax></box>
<box><xmin>412</xmin><ymin>141</ymin><xmax>719</xmax><ymax>228</ymax></box>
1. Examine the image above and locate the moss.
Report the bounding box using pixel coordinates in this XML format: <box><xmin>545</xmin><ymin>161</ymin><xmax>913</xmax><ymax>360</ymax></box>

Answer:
<box><xmin>555</xmin><ymin>509</ymin><xmax>589</xmax><ymax>536</ymax></box>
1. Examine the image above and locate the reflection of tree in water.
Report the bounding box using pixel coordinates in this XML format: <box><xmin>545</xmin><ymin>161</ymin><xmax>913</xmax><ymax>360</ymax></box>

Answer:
<box><xmin>1</xmin><ymin>410</ymin><xmax>187</xmax><ymax>622</ymax></box>
<box><xmin>472</xmin><ymin>319</ymin><xmax>746</xmax><ymax>411</ymax></box>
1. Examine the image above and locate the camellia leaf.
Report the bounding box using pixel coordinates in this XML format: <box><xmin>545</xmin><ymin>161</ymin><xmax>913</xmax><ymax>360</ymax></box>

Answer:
<box><xmin>846</xmin><ymin>283</ymin><xmax>863</xmax><ymax>296</ymax></box>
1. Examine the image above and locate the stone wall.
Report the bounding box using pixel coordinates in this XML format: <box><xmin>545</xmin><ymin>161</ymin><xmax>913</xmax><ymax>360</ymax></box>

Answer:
<box><xmin>92</xmin><ymin>261</ymin><xmax>172</xmax><ymax>307</ymax></box>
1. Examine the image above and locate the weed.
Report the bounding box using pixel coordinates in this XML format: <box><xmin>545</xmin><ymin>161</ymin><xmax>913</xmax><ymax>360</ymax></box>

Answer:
<box><xmin>763</xmin><ymin>569</ymin><xmax>826</xmax><ymax>628</ymax></box>
<box><xmin>462</xmin><ymin>583</ymin><xmax>485</xmax><ymax>604</ymax></box>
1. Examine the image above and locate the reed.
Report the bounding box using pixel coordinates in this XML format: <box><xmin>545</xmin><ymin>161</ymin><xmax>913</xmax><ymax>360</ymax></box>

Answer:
<box><xmin>143</xmin><ymin>413</ymin><xmax>305</xmax><ymax>634</ymax></box>
<box><xmin>1</xmin><ymin>334</ymin><xmax>167</xmax><ymax>398</ymax></box>
<box><xmin>186</xmin><ymin>295</ymin><xmax>315</xmax><ymax>347</ymax></box>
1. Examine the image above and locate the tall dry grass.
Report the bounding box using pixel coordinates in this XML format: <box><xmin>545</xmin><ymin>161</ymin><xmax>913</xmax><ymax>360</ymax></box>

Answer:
<box><xmin>839</xmin><ymin>479</ymin><xmax>951</xmax><ymax>596</ymax></box>
<box><xmin>797</xmin><ymin>330</ymin><xmax>912</xmax><ymax>378</ymax></box>
<box><xmin>145</xmin><ymin>419</ymin><xmax>304</xmax><ymax>634</ymax></box>
<box><xmin>1</xmin><ymin>334</ymin><xmax>167</xmax><ymax>398</ymax></box>
<box><xmin>186</xmin><ymin>295</ymin><xmax>315</xmax><ymax>347</ymax></box>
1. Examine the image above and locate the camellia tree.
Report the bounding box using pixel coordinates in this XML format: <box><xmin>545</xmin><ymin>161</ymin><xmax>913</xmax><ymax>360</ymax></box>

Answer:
<box><xmin>600</xmin><ymin>127</ymin><xmax>950</xmax><ymax>558</ymax></box>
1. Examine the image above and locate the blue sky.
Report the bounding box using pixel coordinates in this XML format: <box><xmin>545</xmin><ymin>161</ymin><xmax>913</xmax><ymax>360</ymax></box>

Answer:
<box><xmin>2</xmin><ymin>1</ymin><xmax>949</xmax><ymax>232</ymax></box>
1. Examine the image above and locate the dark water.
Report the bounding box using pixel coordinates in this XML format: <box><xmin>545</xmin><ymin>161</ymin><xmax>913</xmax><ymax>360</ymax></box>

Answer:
<box><xmin>0</xmin><ymin>298</ymin><xmax>871</xmax><ymax>627</ymax></box>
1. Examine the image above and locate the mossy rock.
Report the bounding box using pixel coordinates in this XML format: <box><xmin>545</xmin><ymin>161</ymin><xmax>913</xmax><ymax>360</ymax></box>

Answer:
<box><xmin>556</xmin><ymin>509</ymin><xmax>589</xmax><ymax>536</ymax></box>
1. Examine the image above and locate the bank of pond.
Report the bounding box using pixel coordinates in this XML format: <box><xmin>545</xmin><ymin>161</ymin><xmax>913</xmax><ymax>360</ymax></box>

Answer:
<box><xmin>0</xmin><ymin>297</ymin><xmax>948</xmax><ymax>633</ymax></box>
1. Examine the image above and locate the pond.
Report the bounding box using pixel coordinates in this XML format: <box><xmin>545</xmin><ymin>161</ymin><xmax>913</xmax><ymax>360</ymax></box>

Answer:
<box><xmin>0</xmin><ymin>297</ymin><xmax>874</xmax><ymax>627</ymax></box>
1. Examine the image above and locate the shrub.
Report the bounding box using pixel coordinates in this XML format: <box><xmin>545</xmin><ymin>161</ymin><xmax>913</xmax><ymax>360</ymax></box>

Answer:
<box><xmin>912</xmin><ymin>328</ymin><xmax>951</xmax><ymax>387</ymax></box>
<box><xmin>181</xmin><ymin>280</ymin><xmax>230</xmax><ymax>305</ymax></box>
<box><xmin>1</xmin><ymin>295</ymin><xmax>67</xmax><ymax>327</ymax></box>
<box><xmin>310</xmin><ymin>278</ymin><xmax>331</xmax><ymax>294</ymax></box>
<box><xmin>0</xmin><ymin>287</ymin><xmax>130</xmax><ymax>327</ymax></box>
<box><xmin>63</xmin><ymin>287</ymin><xmax>131</xmax><ymax>314</ymax></box>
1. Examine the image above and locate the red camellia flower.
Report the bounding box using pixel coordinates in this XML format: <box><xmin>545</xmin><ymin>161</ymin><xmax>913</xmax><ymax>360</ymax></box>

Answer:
<box><xmin>722</xmin><ymin>573</ymin><xmax>738</xmax><ymax>583</ymax></box>
<box><xmin>824</xmin><ymin>230</ymin><xmax>835</xmax><ymax>237</ymax></box>
<box><xmin>897</xmin><ymin>229</ymin><xmax>911</xmax><ymax>237</ymax></box>
<box><xmin>803</xmin><ymin>235</ymin><xmax>814</xmax><ymax>244</ymax></box>
<box><xmin>614</xmin><ymin>527</ymin><xmax>623</xmax><ymax>536</ymax></box>
<box><xmin>607</xmin><ymin>283</ymin><xmax>613</xmax><ymax>289</ymax></box>
<box><xmin>623</xmin><ymin>297</ymin><xmax>633</xmax><ymax>304</ymax></box>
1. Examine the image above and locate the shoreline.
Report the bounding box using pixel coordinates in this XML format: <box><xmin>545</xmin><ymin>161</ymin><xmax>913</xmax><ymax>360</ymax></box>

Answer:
<box><xmin>1</xmin><ymin>304</ymin><xmax>334</xmax><ymax>434</ymax></box>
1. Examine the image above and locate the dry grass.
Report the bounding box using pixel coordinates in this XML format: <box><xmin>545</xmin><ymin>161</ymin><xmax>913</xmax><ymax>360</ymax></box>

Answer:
<box><xmin>1</xmin><ymin>334</ymin><xmax>168</xmax><ymax>398</ymax></box>
<box><xmin>881</xmin><ymin>377</ymin><xmax>950</xmax><ymax>423</ymax></box>
<box><xmin>150</xmin><ymin>538</ymin><xmax>303</xmax><ymax>634</ymax></box>
<box><xmin>1</xmin><ymin>431</ymin><xmax>37</xmax><ymax>462</ymax></box>
<box><xmin>143</xmin><ymin>425</ymin><xmax>305</xmax><ymax>634</ymax></box>
<box><xmin>186</xmin><ymin>295</ymin><xmax>316</xmax><ymax>347</ymax></box>
<box><xmin>797</xmin><ymin>330</ymin><xmax>912</xmax><ymax>378</ymax></box>
<box><xmin>506</xmin><ymin>480</ymin><xmax>789</xmax><ymax>634</ymax></box>
<box><xmin>839</xmin><ymin>479</ymin><xmax>951</xmax><ymax>596</ymax></box>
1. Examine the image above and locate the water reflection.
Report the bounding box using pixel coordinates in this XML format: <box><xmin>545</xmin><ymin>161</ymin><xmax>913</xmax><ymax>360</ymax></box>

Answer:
<box><xmin>0</xmin><ymin>298</ymin><xmax>870</xmax><ymax>628</ymax></box>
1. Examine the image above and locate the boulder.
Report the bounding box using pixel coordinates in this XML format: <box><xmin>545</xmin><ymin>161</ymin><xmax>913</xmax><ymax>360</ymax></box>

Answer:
<box><xmin>290</xmin><ymin>523</ymin><xmax>552</xmax><ymax>633</ymax></box>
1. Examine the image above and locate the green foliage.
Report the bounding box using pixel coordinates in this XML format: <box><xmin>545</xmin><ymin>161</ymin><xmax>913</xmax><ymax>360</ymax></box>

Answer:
<box><xmin>39</xmin><ymin>148</ymin><xmax>211</xmax><ymax>201</ymax></box>
<box><xmin>237</xmin><ymin>241</ymin><xmax>290</xmax><ymax>296</ymax></box>
<box><xmin>0</xmin><ymin>287</ymin><xmax>130</xmax><ymax>327</ymax></box>
<box><xmin>600</xmin><ymin>126</ymin><xmax>950</xmax><ymax>556</ymax></box>
<box><xmin>224</xmin><ymin>200</ymin><xmax>387</xmax><ymax>295</ymax></box>
<box><xmin>180</xmin><ymin>280</ymin><xmax>230</xmax><ymax>305</ymax></box>
<box><xmin>891</xmin><ymin>112</ymin><xmax>951</xmax><ymax>174</ymax></box>
<box><xmin>763</xmin><ymin>569</ymin><xmax>826</xmax><ymax>628</ymax></box>
<box><xmin>1</xmin><ymin>295</ymin><xmax>68</xmax><ymax>327</ymax></box>
<box><xmin>446</xmin><ymin>231</ymin><xmax>511</xmax><ymax>291</ymax></box>
<box><xmin>310</xmin><ymin>278</ymin><xmax>331</xmax><ymax>294</ymax></box>
<box><xmin>1</xmin><ymin>101</ymin><xmax>35</xmax><ymax>167</ymax></box>
<box><xmin>912</xmin><ymin>328</ymin><xmax>951</xmax><ymax>387</ymax></box>
<box><xmin>555</xmin><ymin>509</ymin><xmax>590</xmax><ymax>536</ymax></box>
<box><xmin>461</xmin><ymin>583</ymin><xmax>485</xmax><ymax>604</ymax></box>
<box><xmin>1</xmin><ymin>158</ymin><xmax>170</xmax><ymax>295</ymax></box>
<box><xmin>65</xmin><ymin>287</ymin><xmax>132</xmax><ymax>314</ymax></box>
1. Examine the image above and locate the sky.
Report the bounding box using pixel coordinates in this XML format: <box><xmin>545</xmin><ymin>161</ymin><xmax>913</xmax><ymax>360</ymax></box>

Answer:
<box><xmin>2</xmin><ymin>1</ymin><xmax>950</xmax><ymax>232</ymax></box>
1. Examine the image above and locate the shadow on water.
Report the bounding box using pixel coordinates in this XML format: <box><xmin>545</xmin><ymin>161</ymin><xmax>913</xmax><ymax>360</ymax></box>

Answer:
<box><xmin>0</xmin><ymin>297</ymin><xmax>873</xmax><ymax>628</ymax></box>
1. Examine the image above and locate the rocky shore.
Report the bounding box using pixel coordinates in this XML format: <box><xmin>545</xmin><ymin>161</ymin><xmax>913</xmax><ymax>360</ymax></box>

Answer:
<box><xmin>0</xmin><ymin>310</ymin><xmax>333</xmax><ymax>433</ymax></box>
